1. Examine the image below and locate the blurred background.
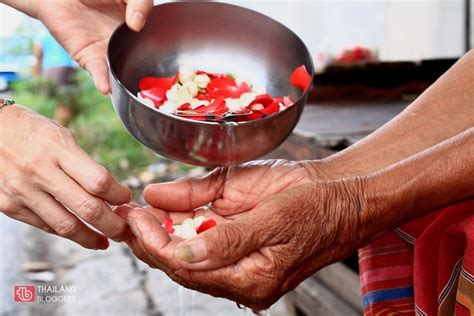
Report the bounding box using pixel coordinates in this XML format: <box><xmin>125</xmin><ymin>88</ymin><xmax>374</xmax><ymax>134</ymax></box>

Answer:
<box><xmin>0</xmin><ymin>0</ymin><xmax>472</xmax><ymax>315</ymax></box>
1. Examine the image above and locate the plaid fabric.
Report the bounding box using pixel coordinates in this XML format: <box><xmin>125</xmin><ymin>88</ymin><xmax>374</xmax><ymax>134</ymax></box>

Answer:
<box><xmin>359</xmin><ymin>200</ymin><xmax>474</xmax><ymax>316</ymax></box>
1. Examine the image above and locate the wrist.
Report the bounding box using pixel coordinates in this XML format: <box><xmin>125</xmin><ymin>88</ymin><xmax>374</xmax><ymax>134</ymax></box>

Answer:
<box><xmin>326</xmin><ymin>175</ymin><xmax>403</xmax><ymax>248</ymax></box>
<box><xmin>316</xmin><ymin>178</ymin><xmax>368</xmax><ymax>247</ymax></box>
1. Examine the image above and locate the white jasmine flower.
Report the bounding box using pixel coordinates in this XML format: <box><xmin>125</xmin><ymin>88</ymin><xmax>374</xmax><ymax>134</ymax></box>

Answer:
<box><xmin>142</xmin><ymin>98</ymin><xmax>155</xmax><ymax>108</ymax></box>
<box><xmin>193</xmin><ymin>216</ymin><xmax>206</xmax><ymax>228</ymax></box>
<box><xmin>239</xmin><ymin>92</ymin><xmax>257</xmax><ymax>107</ymax></box>
<box><xmin>178</xmin><ymin>67</ymin><xmax>195</xmax><ymax>84</ymax></box>
<box><xmin>190</xmin><ymin>99</ymin><xmax>210</xmax><ymax>109</ymax></box>
<box><xmin>173</xmin><ymin>225</ymin><xmax>197</xmax><ymax>240</ymax></box>
<box><xmin>165</xmin><ymin>84</ymin><xmax>179</xmax><ymax>101</ymax></box>
<box><xmin>182</xmin><ymin>218</ymin><xmax>196</xmax><ymax>227</ymax></box>
<box><xmin>160</xmin><ymin>100</ymin><xmax>179</xmax><ymax>113</ymax></box>
<box><xmin>194</xmin><ymin>74</ymin><xmax>211</xmax><ymax>89</ymax></box>
<box><xmin>251</xmin><ymin>103</ymin><xmax>264</xmax><ymax>111</ymax></box>
<box><xmin>166</xmin><ymin>84</ymin><xmax>193</xmax><ymax>105</ymax></box>
<box><xmin>181</xmin><ymin>216</ymin><xmax>206</xmax><ymax>230</ymax></box>
<box><xmin>137</xmin><ymin>92</ymin><xmax>155</xmax><ymax>108</ymax></box>
<box><xmin>182</xmin><ymin>81</ymin><xmax>199</xmax><ymax>97</ymax></box>
<box><xmin>225</xmin><ymin>98</ymin><xmax>243</xmax><ymax>112</ymax></box>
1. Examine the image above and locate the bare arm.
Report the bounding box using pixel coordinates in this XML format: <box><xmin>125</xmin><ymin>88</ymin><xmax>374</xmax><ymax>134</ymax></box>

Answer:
<box><xmin>359</xmin><ymin>127</ymin><xmax>474</xmax><ymax>238</ymax></box>
<box><xmin>316</xmin><ymin>50</ymin><xmax>474</xmax><ymax>180</ymax></box>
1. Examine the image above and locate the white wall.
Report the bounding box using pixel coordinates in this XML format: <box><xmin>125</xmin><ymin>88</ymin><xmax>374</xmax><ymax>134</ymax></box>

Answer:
<box><xmin>225</xmin><ymin>0</ymin><xmax>466</xmax><ymax>62</ymax></box>
<box><xmin>2</xmin><ymin>1</ymin><xmax>467</xmax><ymax>61</ymax></box>
<box><xmin>382</xmin><ymin>0</ymin><xmax>465</xmax><ymax>60</ymax></box>
<box><xmin>0</xmin><ymin>4</ymin><xmax>27</xmax><ymax>37</ymax></box>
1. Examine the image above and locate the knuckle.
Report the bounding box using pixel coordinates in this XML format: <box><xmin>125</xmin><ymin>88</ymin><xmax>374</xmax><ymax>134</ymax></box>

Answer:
<box><xmin>3</xmin><ymin>176</ymin><xmax>27</xmax><ymax>196</ymax></box>
<box><xmin>78</xmin><ymin>198</ymin><xmax>104</xmax><ymax>222</ymax></box>
<box><xmin>108</xmin><ymin>220</ymin><xmax>127</xmax><ymax>239</ymax></box>
<box><xmin>63</xmin><ymin>128</ymin><xmax>77</xmax><ymax>141</ymax></box>
<box><xmin>45</xmin><ymin>126</ymin><xmax>75</xmax><ymax>146</ymax></box>
<box><xmin>55</xmin><ymin>220</ymin><xmax>79</xmax><ymax>238</ymax></box>
<box><xmin>214</xmin><ymin>224</ymin><xmax>243</xmax><ymax>261</ymax></box>
<box><xmin>0</xmin><ymin>198</ymin><xmax>20</xmax><ymax>214</ymax></box>
<box><xmin>89</xmin><ymin>168</ymin><xmax>113</xmax><ymax>195</ymax></box>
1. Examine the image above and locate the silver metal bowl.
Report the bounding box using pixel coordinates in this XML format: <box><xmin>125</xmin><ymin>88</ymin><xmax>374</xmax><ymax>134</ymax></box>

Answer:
<box><xmin>108</xmin><ymin>2</ymin><xmax>313</xmax><ymax>167</ymax></box>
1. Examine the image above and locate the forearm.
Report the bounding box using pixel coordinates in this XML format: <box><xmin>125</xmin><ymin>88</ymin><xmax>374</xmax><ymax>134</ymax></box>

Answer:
<box><xmin>1</xmin><ymin>0</ymin><xmax>39</xmax><ymax>18</ymax></box>
<box><xmin>359</xmin><ymin>128</ymin><xmax>473</xmax><ymax>239</ymax></box>
<box><xmin>319</xmin><ymin>50</ymin><xmax>474</xmax><ymax>180</ymax></box>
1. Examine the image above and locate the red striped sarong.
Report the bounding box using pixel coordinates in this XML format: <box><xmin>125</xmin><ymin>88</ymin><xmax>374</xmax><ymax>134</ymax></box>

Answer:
<box><xmin>359</xmin><ymin>200</ymin><xmax>474</xmax><ymax>315</ymax></box>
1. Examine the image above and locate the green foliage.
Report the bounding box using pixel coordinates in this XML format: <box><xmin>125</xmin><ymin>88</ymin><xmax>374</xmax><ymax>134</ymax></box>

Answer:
<box><xmin>12</xmin><ymin>70</ymin><xmax>159</xmax><ymax>179</ymax></box>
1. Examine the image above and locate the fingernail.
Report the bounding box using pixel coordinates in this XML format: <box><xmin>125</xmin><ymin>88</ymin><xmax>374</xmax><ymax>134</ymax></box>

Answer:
<box><xmin>175</xmin><ymin>238</ymin><xmax>207</xmax><ymax>263</ymax></box>
<box><xmin>131</xmin><ymin>11</ymin><xmax>145</xmax><ymax>31</ymax></box>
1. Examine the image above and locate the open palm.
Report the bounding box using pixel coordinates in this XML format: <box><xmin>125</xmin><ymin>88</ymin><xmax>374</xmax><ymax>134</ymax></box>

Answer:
<box><xmin>143</xmin><ymin>159</ymin><xmax>316</xmax><ymax>217</ymax></box>
<box><xmin>116</xmin><ymin>160</ymin><xmax>356</xmax><ymax>309</ymax></box>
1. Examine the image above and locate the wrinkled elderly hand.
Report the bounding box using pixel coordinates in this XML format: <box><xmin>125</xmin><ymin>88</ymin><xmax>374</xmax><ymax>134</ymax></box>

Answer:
<box><xmin>0</xmin><ymin>105</ymin><xmax>131</xmax><ymax>249</ymax></box>
<box><xmin>122</xmin><ymin>129</ymin><xmax>474</xmax><ymax>309</ymax></box>
<box><xmin>4</xmin><ymin>0</ymin><xmax>154</xmax><ymax>94</ymax></box>
<box><xmin>118</xmin><ymin>160</ymin><xmax>366</xmax><ymax>309</ymax></box>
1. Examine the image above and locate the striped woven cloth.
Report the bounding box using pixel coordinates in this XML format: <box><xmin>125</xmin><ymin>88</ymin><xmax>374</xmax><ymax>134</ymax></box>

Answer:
<box><xmin>359</xmin><ymin>200</ymin><xmax>474</xmax><ymax>315</ymax></box>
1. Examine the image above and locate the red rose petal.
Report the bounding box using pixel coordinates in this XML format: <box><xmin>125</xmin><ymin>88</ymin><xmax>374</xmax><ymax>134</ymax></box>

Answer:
<box><xmin>196</xmin><ymin>96</ymin><xmax>227</xmax><ymax>114</ymax></box>
<box><xmin>273</xmin><ymin>95</ymin><xmax>294</xmax><ymax>107</ymax></box>
<box><xmin>196</xmin><ymin>219</ymin><xmax>217</xmax><ymax>234</ymax></box>
<box><xmin>290</xmin><ymin>65</ymin><xmax>312</xmax><ymax>91</ymax></box>
<box><xmin>249</xmin><ymin>94</ymin><xmax>274</xmax><ymax>107</ymax></box>
<box><xmin>245</xmin><ymin>112</ymin><xmax>264</xmax><ymax>121</ymax></box>
<box><xmin>196</xmin><ymin>94</ymin><xmax>211</xmax><ymax>101</ymax></box>
<box><xmin>162</xmin><ymin>218</ymin><xmax>174</xmax><ymax>234</ymax></box>
<box><xmin>261</xmin><ymin>102</ymin><xmax>280</xmax><ymax>115</ymax></box>
<box><xmin>140</xmin><ymin>88</ymin><xmax>166</xmax><ymax>107</ymax></box>
<box><xmin>178</xmin><ymin>102</ymin><xmax>191</xmax><ymax>111</ymax></box>
<box><xmin>139</xmin><ymin>75</ymin><xmax>177</xmax><ymax>91</ymax></box>
<box><xmin>207</xmin><ymin>77</ymin><xmax>250</xmax><ymax>99</ymax></box>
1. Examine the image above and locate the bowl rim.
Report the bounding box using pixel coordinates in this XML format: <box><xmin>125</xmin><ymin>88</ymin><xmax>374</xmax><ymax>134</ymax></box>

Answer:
<box><xmin>107</xmin><ymin>1</ymin><xmax>314</xmax><ymax>126</ymax></box>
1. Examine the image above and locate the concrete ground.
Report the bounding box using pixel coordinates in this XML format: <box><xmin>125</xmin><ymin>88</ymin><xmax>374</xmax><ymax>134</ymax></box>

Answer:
<box><xmin>0</xmin><ymin>216</ymin><xmax>293</xmax><ymax>316</ymax></box>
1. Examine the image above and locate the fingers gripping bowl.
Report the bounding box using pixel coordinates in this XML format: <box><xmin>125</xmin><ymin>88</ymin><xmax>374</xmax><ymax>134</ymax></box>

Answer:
<box><xmin>107</xmin><ymin>2</ymin><xmax>314</xmax><ymax>166</ymax></box>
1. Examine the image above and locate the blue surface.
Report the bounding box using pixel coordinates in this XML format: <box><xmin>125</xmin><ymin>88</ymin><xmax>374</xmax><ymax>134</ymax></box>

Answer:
<box><xmin>34</xmin><ymin>29</ymin><xmax>75</xmax><ymax>69</ymax></box>
<box><xmin>362</xmin><ymin>286</ymin><xmax>414</xmax><ymax>309</ymax></box>
<box><xmin>0</xmin><ymin>72</ymin><xmax>19</xmax><ymax>83</ymax></box>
